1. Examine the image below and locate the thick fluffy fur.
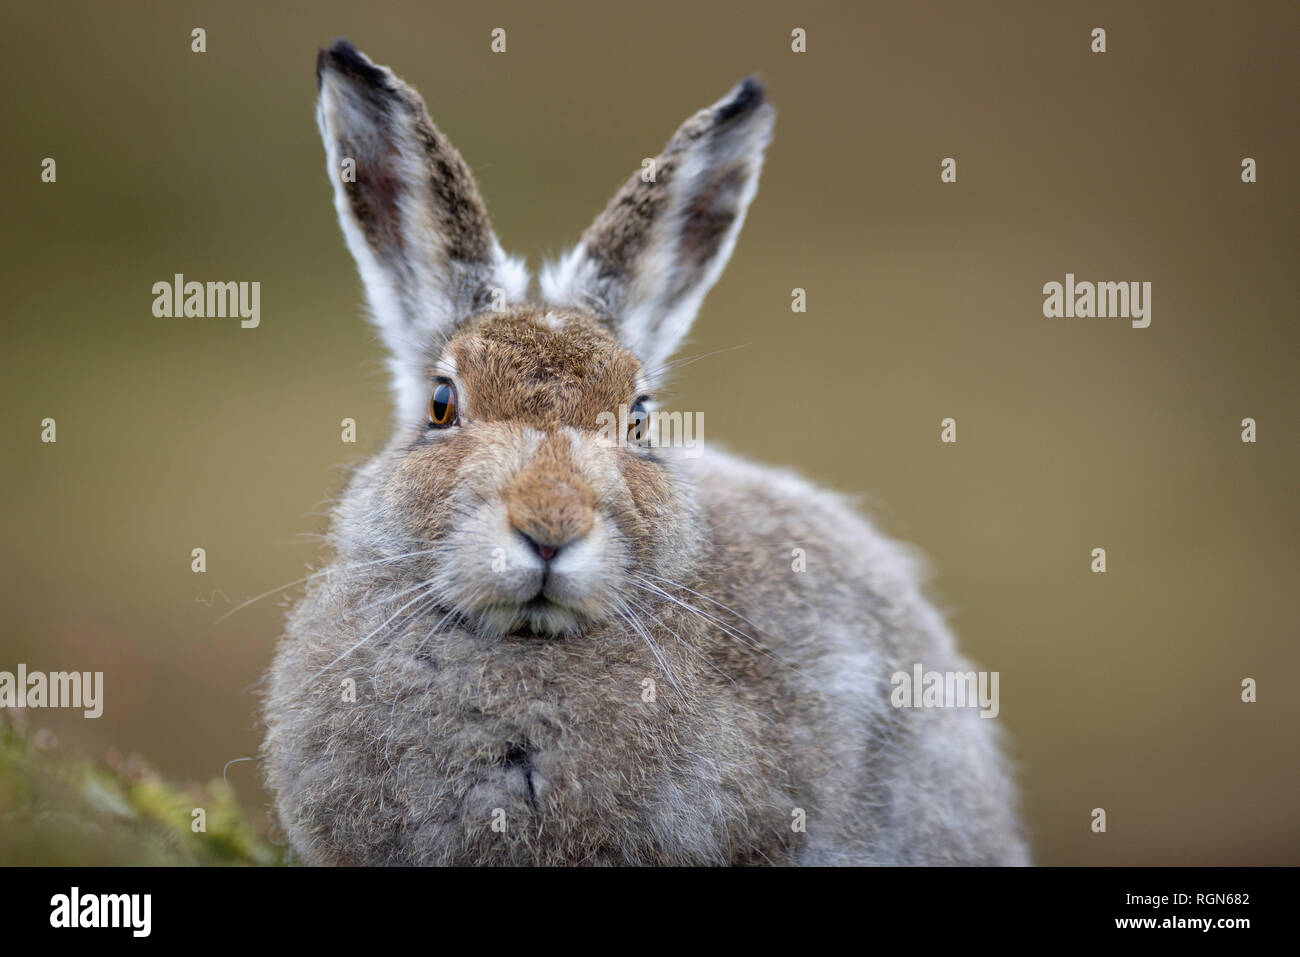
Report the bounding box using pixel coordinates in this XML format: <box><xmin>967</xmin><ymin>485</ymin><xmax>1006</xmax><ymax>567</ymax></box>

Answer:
<box><xmin>263</xmin><ymin>41</ymin><xmax>1028</xmax><ymax>865</ymax></box>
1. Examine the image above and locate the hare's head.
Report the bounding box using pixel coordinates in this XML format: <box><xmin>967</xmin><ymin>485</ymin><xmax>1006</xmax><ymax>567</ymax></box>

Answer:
<box><xmin>316</xmin><ymin>40</ymin><xmax>773</xmax><ymax>639</ymax></box>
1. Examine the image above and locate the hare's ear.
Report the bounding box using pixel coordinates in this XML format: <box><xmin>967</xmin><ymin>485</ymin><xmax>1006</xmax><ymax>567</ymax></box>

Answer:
<box><xmin>541</xmin><ymin>78</ymin><xmax>773</xmax><ymax>371</ymax></box>
<box><xmin>315</xmin><ymin>40</ymin><xmax>527</xmax><ymax>416</ymax></box>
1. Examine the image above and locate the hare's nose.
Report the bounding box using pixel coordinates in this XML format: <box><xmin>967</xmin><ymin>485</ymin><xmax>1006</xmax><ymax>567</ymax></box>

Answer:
<box><xmin>508</xmin><ymin>503</ymin><xmax>594</xmax><ymax>562</ymax></box>
<box><xmin>516</xmin><ymin>531</ymin><xmax>560</xmax><ymax>563</ymax></box>
<box><xmin>504</xmin><ymin>477</ymin><xmax>597</xmax><ymax>560</ymax></box>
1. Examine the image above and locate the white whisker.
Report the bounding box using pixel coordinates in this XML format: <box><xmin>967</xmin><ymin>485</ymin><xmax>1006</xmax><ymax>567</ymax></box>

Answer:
<box><xmin>213</xmin><ymin>547</ymin><xmax>438</xmax><ymax>624</ymax></box>
<box><xmin>612</xmin><ymin>596</ymin><xmax>682</xmax><ymax>693</ymax></box>
<box><xmin>297</xmin><ymin>581</ymin><xmax>439</xmax><ymax>692</ymax></box>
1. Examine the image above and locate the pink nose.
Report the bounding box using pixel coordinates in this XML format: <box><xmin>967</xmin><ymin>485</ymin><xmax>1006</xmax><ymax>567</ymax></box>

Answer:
<box><xmin>516</xmin><ymin>530</ymin><xmax>562</xmax><ymax>563</ymax></box>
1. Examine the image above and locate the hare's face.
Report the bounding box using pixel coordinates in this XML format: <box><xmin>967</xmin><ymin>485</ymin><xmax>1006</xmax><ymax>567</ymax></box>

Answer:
<box><xmin>378</xmin><ymin>308</ymin><xmax>695</xmax><ymax>638</ymax></box>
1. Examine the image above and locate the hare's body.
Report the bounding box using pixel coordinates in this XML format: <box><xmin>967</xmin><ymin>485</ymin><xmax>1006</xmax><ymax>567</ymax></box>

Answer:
<box><xmin>268</xmin><ymin>444</ymin><xmax>1025</xmax><ymax>865</ymax></box>
<box><xmin>263</xmin><ymin>40</ymin><xmax>1028</xmax><ymax>865</ymax></box>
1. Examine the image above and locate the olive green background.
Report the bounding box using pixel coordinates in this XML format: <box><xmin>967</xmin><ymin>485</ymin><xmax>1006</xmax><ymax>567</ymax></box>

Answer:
<box><xmin>2</xmin><ymin>0</ymin><xmax>1296</xmax><ymax>864</ymax></box>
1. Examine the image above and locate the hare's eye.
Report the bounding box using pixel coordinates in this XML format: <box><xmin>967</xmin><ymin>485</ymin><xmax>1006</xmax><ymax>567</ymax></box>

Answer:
<box><xmin>628</xmin><ymin>397</ymin><xmax>650</xmax><ymax>442</ymax></box>
<box><xmin>428</xmin><ymin>380</ymin><xmax>458</xmax><ymax>428</ymax></box>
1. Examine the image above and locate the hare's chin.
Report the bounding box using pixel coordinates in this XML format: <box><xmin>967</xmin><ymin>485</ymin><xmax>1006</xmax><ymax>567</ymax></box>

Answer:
<box><xmin>477</xmin><ymin>598</ymin><xmax>590</xmax><ymax>639</ymax></box>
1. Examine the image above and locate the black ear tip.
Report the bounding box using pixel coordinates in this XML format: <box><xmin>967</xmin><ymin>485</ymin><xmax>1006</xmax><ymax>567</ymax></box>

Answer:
<box><xmin>316</xmin><ymin>38</ymin><xmax>386</xmax><ymax>90</ymax></box>
<box><xmin>716</xmin><ymin>75</ymin><xmax>767</xmax><ymax>122</ymax></box>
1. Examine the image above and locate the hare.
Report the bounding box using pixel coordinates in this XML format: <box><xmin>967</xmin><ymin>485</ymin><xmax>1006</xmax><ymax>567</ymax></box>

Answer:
<box><xmin>262</xmin><ymin>39</ymin><xmax>1029</xmax><ymax>866</ymax></box>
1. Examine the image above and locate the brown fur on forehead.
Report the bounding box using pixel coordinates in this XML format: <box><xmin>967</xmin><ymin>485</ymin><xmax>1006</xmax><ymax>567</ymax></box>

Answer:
<box><xmin>444</xmin><ymin>308</ymin><xmax>644</xmax><ymax>428</ymax></box>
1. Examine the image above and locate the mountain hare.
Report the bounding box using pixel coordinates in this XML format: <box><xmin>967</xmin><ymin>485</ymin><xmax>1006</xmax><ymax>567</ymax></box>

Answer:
<box><xmin>263</xmin><ymin>39</ymin><xmax>1029</xmax><ymax>866</ymax></box>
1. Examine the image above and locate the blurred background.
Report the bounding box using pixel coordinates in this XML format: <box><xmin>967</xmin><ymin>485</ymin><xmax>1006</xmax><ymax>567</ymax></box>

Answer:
<box><xmin>1</xmin><ymin>0</ymin><xmax>1296</xmax><ymax>864</ymax></box>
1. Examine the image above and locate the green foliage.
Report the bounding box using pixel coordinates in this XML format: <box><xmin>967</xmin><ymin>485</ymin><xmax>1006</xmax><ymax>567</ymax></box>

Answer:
<box><xmin>0</xmin><ymin>712</ymin><xmax>283</xmax><ymax>866</ymax></box>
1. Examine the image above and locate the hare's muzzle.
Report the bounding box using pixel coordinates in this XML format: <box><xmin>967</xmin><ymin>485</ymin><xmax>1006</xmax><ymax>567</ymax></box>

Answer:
<box><xmin>505</xmin><ymin>474</ymin><xmax>597</xmax><ymax>561</ymax></box>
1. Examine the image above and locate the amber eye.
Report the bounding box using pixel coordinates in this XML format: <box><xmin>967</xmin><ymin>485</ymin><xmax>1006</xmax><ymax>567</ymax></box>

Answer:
<box><xmin>428</xmin><ymin>380</ymin><xmax>458</xmax><ymax>428</ymax></box>
<box><xmin>628</xmin><ymin>397</ymin><xmax>650</xmax><ymax>442</ymax></box>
